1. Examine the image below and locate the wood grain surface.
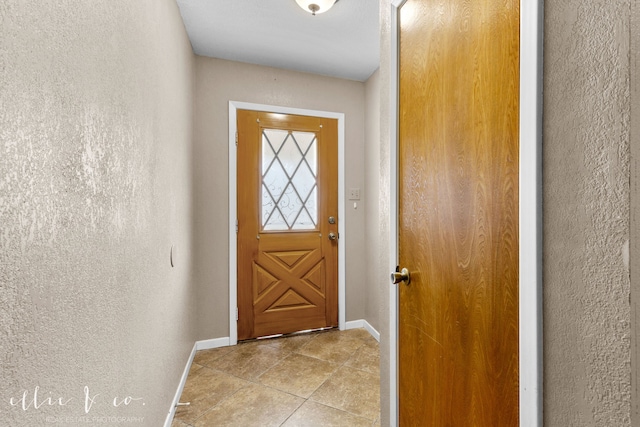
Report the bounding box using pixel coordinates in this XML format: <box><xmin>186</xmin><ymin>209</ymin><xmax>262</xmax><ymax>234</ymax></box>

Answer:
<box><xmin>237</xmin><ymin>110</ymin><xmax>338</xmax><ymax>340</ymax></box>
<box><xmin>398</xmin><ymin>0</ymin><xmax>520</xmax><ymax>424</ymax></box>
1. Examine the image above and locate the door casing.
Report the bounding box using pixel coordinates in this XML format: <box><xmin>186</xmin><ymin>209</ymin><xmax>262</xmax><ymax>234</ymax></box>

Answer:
<box><xmin>388</xmin><ymin>0</ymin><xmax>543</xmax><ymax>425</ymax></box>
<box><xmin>229</xmin><ymin>101</ymin><xmax>346</xmax><ymax>345</ymax></box>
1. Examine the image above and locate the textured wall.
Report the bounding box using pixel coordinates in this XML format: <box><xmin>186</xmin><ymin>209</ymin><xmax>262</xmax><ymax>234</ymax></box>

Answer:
<box><xmin>364</xmin><ymin>69</ymin><xmax>382</xmax><ymax>333</ymax></box>
<box><xmin>631</xmin><ymin>0</ymin><xmax>640</xmax><ymax>421</ymax></box>
<box><xmin>193</xmin><ymin>57</ymin><xmax>367</xmax><ymax>340</ymax></box>
<box><xmin>543</xmin><ymin>0</ymin><xmax>631</xmax><ymax>425</ymax></box>
<box><xmin>377</xmin><ymin>1</ymin><xmax>393</xmax><ymax>425</ymax></box>
<box><xmin>0</xmin><ymin>1</ymin><xmax>196</xmax><ymax>425</ymax></box>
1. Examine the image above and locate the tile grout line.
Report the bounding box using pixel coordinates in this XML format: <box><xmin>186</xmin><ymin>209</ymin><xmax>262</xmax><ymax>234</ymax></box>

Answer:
<box><xmin>174</xmin><ymin>328</ymin><xmax>380</xmax><ymax>426</ymax></box>
<box><xmin>184</xmin><ymin>343</ymin><xmax>305</xmax><ymax>425</ymax></box>
<box><xmin>297</xmin><ymin>335</ymin><xmax>380</xmax><ymax>421</ymax></box>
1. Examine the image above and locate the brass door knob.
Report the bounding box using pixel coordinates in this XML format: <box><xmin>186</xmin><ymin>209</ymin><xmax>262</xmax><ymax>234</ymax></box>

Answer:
<box><xmin>391</xmin><ymin>267</ymin><xmax>410</xmax><ymax>285</ymax></box>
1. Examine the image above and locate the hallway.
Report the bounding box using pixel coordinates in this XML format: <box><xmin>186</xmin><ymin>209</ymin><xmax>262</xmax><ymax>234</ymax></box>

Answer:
<box><xmin>171</xmin><ymin>328</ymin><xmax>380</xmax><ymax>426</ymax></box>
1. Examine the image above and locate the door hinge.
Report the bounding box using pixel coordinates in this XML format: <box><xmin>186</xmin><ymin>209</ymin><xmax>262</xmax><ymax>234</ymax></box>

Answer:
<box><xmin>235</xmin><ymin>307</ymin><xmax>239</xmax><ymax>321</ymax></box>
<box><xmin>235</xmin><ymin>219</ymin><xmax>238</xmax><ymax>233</ymax></box>
<box><xmin>235</xmin><ymin>131</ymin><xmax>238</xmax><ymax>146</ymax></box>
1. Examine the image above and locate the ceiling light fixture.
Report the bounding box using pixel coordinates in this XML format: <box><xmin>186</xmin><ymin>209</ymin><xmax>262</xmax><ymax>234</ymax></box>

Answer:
<box><xmin>295</xmin><ymin>0</ymin><xmax>338</xmax><ymax>16</ymax></box>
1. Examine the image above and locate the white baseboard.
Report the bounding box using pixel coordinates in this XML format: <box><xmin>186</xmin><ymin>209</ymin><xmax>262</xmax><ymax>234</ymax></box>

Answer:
<box><xmin>164</xmin><ymin>337</ymin><xmax>231</xmax><ymax>427</ymax></box>
<box><xmin>164</xmin><ymin>323</ymin><xmax>378</xmax><ymax>427</ymax></box>
<box><xmin>345</xmin><ymin>319</ymin><xmax>380</xmax><ymax>342</ymax></box>
<box><xmin>163</xmin><ymin>343</ymin><xmax>197</xmax><ymax>427</ymax></box>
<box><xmin>196</xmin><ymin>336</ymin><xmax>230</xmax><ymax>351</ymax></box>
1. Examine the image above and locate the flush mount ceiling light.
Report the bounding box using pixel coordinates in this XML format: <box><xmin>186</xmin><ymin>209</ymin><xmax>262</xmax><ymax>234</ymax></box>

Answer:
<box><xmin>295</xmin><ymin>0</ymin><xmax>338</xmax><ymax>16</ymax></box>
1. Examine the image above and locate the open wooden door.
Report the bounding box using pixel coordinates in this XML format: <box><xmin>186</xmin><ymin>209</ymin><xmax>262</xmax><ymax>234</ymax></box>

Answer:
<box><xmin>396</xmin><ymin>0</ymin><xmax>520</xmax><ymax>424</ymax></box>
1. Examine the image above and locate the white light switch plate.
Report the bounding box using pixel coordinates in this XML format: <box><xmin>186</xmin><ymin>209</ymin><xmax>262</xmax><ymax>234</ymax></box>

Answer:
<box><xmin>348</xmin><ymin>188</ymin><xmax>360</xmax><ymax>200</ymax></box>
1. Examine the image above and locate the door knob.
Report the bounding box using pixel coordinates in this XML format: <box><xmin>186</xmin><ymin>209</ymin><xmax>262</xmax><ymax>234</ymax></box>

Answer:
<box><xmin>328</xmin><ymin>232</ymin><xmax>337</xmax><ymax>240</ymax></box>
<box><xmin>391</xmin><ymin>267</ymin><xmax>410</xmax><ymax>285</ymax></box>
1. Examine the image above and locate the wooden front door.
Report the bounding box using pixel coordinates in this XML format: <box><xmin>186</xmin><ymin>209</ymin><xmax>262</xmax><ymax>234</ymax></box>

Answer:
<box><xmin>237</xmin><ymin>110</ymin><xmax>338</xmax><ymax>341</ymax></box>
<box><xmin>397</xmin><ymin>0</ymin><xmax>520</xmax><ymax>424</ymax></box>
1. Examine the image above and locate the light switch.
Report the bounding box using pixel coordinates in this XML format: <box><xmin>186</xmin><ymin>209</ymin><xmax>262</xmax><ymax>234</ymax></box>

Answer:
<box><xmin>348</xmin><ymin>188</ymin><xmax>361</xmax><ymax>200</ymax></box>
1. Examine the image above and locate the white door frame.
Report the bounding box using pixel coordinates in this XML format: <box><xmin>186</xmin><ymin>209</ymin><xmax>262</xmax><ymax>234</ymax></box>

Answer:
<box><xmin>228</xmin><ymin>101</ymin><xmax>346</xmax><ymax>345</ymax></box>
<box><xmin>388</xmin><ymin>0</ymin><xmax>543</xmax><ymax>425</ymax></box>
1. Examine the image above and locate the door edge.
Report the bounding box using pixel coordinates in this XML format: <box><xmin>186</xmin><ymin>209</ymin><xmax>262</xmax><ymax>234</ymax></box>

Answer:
<box><xmin>228</xmin><ymin>101</ymin><xmax>346</xmax><ymax>346</ymax></box>
<box><xmin>388</xmin><ymin>0</ymin><xmax>544</xmax><ymax>426</ymax></box>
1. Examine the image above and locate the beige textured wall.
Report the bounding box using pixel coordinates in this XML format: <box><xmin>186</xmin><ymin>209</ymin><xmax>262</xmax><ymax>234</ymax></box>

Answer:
<box><xmin>193</xmin><ymin>57</ymin><xmax>367</xmax><ymax>339</ymax></box>
<box><xmin>377</xmin><ymin>1</ymin><xmax>393</xmax><ymax>424</ymax></box>
<box><xmin>543</xmin><ymin>0</ymin><xmax>631</xmax><ymax>425</ymax></box>
<box><xmin>1</xmin><ymin>1</ymin><xmax>196</xmax><ymax>425</ymax></box>
<box><xmin>631</xmin><ymin>0</ymin><xmax>640</xmax><ymax>422</ymax></box>
<box><xmin>364</xmin><ymin>68</ymin><xmax>382</xmax><ymax>332</ymax></box>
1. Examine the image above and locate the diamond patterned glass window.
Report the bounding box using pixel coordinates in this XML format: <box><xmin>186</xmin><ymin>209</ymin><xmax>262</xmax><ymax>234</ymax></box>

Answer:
<box><xmin>261</xmin><ymin>129</ymin><xmax>318</xmax><ymax>231</ymax></box>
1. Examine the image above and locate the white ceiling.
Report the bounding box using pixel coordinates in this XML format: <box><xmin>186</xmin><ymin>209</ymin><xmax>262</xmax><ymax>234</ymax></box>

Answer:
<box><xmin>176</xmin><ymin>0</ymin><xmax>380</xmax><ymax>82</ymax></box>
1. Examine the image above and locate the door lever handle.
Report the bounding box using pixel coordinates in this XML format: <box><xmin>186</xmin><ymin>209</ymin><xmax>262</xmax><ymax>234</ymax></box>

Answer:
<box><xmin>391</xmin><ymin>267</ymin><xmax>410</xmax><ymax>285</ymax></box>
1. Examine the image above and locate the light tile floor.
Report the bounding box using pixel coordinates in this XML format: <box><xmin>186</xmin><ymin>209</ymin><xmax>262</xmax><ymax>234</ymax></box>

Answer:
<box><xmin>172</xmin><ymin>328</ymin><xmax>380</xmax><ymax>427</ymax></box>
